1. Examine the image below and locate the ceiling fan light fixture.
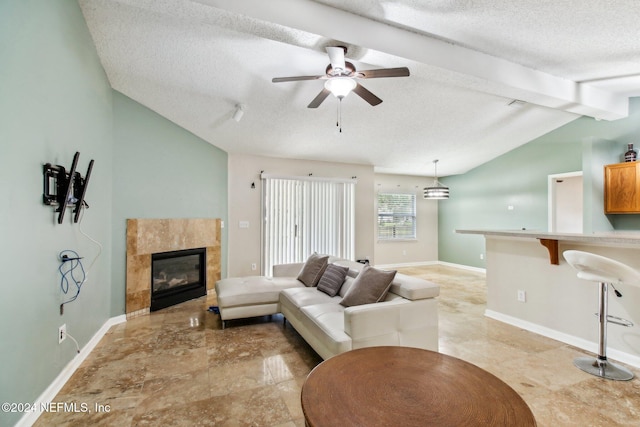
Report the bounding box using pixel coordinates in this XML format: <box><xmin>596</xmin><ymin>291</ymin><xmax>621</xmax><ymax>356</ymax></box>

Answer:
<box><xmin>325</xmin><ymin>77</ymin><xmax>356</xmax><ymax>99</ymax></box>
<box><xmin>423</xmin><ymin>160</ymin><xmax>449</xmax><ymax>200</ymax></box>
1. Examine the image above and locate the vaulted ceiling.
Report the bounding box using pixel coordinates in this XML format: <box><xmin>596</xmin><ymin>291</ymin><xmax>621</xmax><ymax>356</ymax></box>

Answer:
<box><xmin>79</xmin><ymin>0</ymin><xmax>640</xmax><ymax>176</ymax></box>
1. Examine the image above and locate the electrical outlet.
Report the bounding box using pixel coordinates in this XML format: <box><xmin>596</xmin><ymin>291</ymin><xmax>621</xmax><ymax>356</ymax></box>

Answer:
<box><xmin>58</xmin><ymin>324</ymin><xmax>66</xmax><ymax>344</ymax></box>
<box><xmin>251</xmin><ymin>263</ymin><xmax>257</xmax><ymax>271</ymax></box>
<box><xmin>517</xmin><ymin>290</ymin><xmax>526</xmax><ymax>302</ymax></box>
<box><xmin>480</xmin><ymin>253</ymin><xmax>484</xmax><ymax>260</ymax></box>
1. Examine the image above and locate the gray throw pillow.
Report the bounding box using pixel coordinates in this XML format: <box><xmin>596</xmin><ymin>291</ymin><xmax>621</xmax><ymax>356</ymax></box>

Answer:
<box><xmin>297</xmin><ymin>253</ymin><xmax>329</xmax><ymax>287</ymax></box>
<box><xmin>317</xmin><ymin>264</ymin><xmax>349</xmax><ymax>297</ymax></box>
<box><xmin>340</xmin><ymin>265</ymin><xmax>397</xmax><ymax>307</ymax></box>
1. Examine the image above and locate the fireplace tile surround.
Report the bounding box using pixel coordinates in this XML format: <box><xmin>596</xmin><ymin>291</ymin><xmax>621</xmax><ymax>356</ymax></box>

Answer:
<box><xmin>126</xmin><ymin>218</ymin><xmax>221</xmax><ymax>318</ymax></box>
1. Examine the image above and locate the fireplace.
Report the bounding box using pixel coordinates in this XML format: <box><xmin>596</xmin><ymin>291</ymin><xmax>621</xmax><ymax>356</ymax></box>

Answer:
<box><xmin>126</xmin><ymin>218</ymin><xmax>221</xmax><ymax>318</ymax></box>
<box><xmin>151</xmin><ymin>247</ymin><xmax>206</xmax><ymax>311</ymax></box>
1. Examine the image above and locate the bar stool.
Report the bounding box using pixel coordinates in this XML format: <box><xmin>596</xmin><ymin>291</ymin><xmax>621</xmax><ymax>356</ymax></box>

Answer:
<box><xmin>563</xmin><ymin>250</ymin><xmax>637</xmax><ymax>381</ymax></box>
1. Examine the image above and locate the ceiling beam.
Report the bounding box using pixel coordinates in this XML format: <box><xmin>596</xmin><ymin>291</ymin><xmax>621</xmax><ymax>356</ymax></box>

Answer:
<box><xmin>199</xmin><ymin>0</ymin><xmax>628</xmax><ymax>120</ymax></box>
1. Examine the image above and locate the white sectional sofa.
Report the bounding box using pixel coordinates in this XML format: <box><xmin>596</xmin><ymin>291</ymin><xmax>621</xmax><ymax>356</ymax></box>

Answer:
<box><xmin>215</xmin><ymin>257</ymin><xmax>440</xmax><ymax>360</ymax></box>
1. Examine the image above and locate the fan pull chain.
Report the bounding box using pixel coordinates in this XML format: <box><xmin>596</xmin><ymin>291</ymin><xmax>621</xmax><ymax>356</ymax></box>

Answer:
<box><xmin>337</xmin><ymin>99</ymin><xmax>343</xmax><ymax>133</ymax></box>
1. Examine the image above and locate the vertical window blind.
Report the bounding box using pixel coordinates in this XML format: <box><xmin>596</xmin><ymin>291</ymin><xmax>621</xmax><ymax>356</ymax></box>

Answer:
<box><xmin>262</xmin><ymin>174</ymin><xmax>355</xmax><ymax>275</ymax></box>
<box><xmin>377</xmin><ymin>193</ymin><xmax>417</xmax><ymax>240</ymax></box>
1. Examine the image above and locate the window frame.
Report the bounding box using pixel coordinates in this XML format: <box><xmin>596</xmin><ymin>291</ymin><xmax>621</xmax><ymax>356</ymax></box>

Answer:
<box><xmin>376</xmin><ymin>192</ymin><xmax>417</xmax><ymax>241</ymax></box>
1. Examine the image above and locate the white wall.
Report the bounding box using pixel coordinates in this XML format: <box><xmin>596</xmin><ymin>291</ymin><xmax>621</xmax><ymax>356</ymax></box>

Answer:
<box><xmin>227</xmin><ymin>154</ymin><xmax>375</xmax><ymax>277</ymax></box>
<box><xmin>374</xmin><ymin>174</ymin><xmax>439</xmax><ymax>266</ymax></box>
<box><xmin>485</xmin><ymin>236</ymin><xmax>640</xmax><ymax>364</ymax></box>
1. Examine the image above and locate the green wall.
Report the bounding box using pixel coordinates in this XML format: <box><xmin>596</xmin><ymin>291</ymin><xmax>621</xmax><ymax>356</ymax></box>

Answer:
<box><xmin>0</xmin><ymin>2</ymin><xmax>228</xmax><ymax>425</ymax></box>
<box><xmin>0</xmin><ymin>1</ymin><xmax>113</xmax><ymax>425</ymax></box>
<box><xmin>111</xmin><ymin>92</ymin><xmax>228</xmax><ymax>316</ymax></box>
<box><xmin>439</xmin><ymin>98</ymin><xmax>640</xmax><ymax>268</ymax></box>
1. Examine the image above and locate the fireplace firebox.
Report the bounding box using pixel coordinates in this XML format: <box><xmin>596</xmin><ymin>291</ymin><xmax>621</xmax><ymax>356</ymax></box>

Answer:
<box><xmin>151</xmin><ymin>247</ymin><xmax>206</xmax><ymax>311</ymax></box>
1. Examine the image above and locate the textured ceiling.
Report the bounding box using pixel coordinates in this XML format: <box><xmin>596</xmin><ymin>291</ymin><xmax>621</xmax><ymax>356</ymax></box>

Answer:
<box><xmin>78</xmin><ymin>0</ymin><xmax>640</xmax><ymax>176</ymax></box>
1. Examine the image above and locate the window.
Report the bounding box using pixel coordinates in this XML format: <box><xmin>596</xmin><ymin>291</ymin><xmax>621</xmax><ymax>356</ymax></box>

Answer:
<box><xmin>262</xmin><ymin>174</ymin><xmax>355</xmax><ymax>275</ymax></box>
<box><xmin>377</xmin><ymin>193</ymin><xmax>416</xmax><ymax>240</ymax></box>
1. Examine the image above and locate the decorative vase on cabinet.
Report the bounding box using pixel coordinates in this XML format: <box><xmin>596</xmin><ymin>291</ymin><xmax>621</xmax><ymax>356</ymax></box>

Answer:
<box><xmin>624</xmin><ymin>144</ymin><xmax>637</xmax><ymax>162</ymax></box>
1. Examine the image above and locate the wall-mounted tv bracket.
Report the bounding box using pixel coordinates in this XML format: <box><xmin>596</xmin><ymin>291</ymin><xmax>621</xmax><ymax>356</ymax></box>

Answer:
<box><xmin>73</xmin><ymin>158</ymin><xmax>94</xmax><ymax>223</ymax></box>
<box><xmin>43</xmin><ymin>152</ymin><xmax>94</xmax><ymax>224</ymax></box>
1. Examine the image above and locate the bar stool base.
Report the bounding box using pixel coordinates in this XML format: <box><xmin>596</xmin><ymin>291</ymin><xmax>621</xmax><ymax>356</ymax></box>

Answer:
<box><xmin>574</xmin><ymin>356</ymin><xmax>634</xmax><ymax>381</ymax></box>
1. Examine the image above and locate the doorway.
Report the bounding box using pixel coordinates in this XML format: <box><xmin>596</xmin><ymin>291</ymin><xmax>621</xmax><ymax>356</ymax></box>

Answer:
<box><xmin>548</xmin><ymin>171</ymin><xmax>583</xmax><ymax>233</ymax></box>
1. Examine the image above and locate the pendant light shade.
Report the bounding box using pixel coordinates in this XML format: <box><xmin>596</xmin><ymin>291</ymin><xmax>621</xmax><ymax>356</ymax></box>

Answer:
<box><xmin>424</xmin><ymin>160</ymin><xmax>449</xmax><ymax>199</ymax></box>
<box><xmin>423</xmin><ymin>186</ymin><xmax>450</xmax><ymax>199</ymax></box>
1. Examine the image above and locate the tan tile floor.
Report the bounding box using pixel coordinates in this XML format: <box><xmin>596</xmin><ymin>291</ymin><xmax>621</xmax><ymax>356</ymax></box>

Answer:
<box><xmin>35</xmin><ymin>265</ymin><xmax>640</xmax><ymax>426</ymax></box>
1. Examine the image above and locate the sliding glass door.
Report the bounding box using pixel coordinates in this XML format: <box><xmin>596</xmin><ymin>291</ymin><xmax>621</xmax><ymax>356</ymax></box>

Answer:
<box><xmin>262</xmin><ymin>174</ymin><xmax>355</xmax><ymax>275</ymax></box>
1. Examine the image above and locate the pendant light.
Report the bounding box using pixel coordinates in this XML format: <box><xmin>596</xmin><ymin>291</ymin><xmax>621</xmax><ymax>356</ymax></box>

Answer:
<box><xmin>423</xmin><ymin>160</ymin><xmax>449</xmax><ymax>199</ymax></box>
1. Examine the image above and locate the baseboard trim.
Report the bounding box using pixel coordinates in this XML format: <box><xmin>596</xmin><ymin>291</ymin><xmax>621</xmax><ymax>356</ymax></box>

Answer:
<box><xmin>16</xmin><ymin>314</ymin><xmax>127</xmax><ymax>427</ymax></box>
<box><xmin>373</xmin><ymin>261</ymin><xmax>438</xmax><ymax>269</ymax></box>
<box><xmin>373</xmin><ymin>260</ymin><xmax>486</xmax><ymax>274</ymax></box>
<box><xmin>485</xmin><ymin>309</ymin><xmax>640</xmax><ymax>369</ymax></box>
<box><xmin>437</xmin><ymin>261</ymin><xmax>486</xmax><ymax>274</ymax></box>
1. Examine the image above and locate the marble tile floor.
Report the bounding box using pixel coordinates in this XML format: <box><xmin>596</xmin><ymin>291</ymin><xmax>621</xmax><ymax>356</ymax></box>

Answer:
<box><xmin>35</xmin><ymin>265</ymin><xmax>639</xmax><ymax>426</ymax></box>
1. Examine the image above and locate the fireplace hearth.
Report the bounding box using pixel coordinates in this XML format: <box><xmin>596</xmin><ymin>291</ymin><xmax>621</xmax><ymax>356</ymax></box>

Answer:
<box><xmin>151</xmin><ymin>247</ymin><xmax>206</xmax><ymax>311</ymax></box>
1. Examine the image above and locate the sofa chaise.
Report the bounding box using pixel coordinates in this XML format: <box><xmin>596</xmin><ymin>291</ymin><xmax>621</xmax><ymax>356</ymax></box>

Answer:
<box><xmin>214</xmin><ymin>255</ymin><xmax>440</xmax><ymax>359</ymax></box>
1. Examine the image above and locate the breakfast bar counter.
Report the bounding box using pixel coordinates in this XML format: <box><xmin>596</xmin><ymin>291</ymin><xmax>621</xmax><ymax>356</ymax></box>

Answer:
<box><xmin>455</xmin><ymin>228</ymin><xmax>640</xmax><ymax>367</ymax></box>
<box><xmin>457</xmin><ymin>229</ymin><xmax>640</xmax><ymax>264</ymax></box>
<box><xmin>457</xmin><ymin>228</ymin><xmax>640</xmax><ymax>245</ymax></box>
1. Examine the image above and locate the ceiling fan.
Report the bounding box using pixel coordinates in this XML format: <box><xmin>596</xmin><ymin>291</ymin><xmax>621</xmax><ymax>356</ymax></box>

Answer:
<box><xmin>272</xmin><ymin>46</ymin><xmax>410</xmax><ymax>108</ymax></box>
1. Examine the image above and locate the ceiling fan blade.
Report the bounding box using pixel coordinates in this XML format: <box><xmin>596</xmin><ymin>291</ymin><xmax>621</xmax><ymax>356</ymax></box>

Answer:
<box><xmin>357</xmin><ymin>67</ymin><xmax>410</xmax><ymax>79</ymax></box>
<box><xmin>272</xmin><ymin>75</ymin><xmax>325</xmax><ymax>83</ymax></box>
<box><xmin>353</xmin><ymin>83</ymin><xmax>382</xmax><ymax>106</ymax></box>
<box><xmin>308</xmin><ymin>88</ymin><xmax>331</xmax><ymax>108</ymax></box>
<box><xmin>326</xmin><ymin>46</ymin><xmax>346</xmax><ymax>73</ymax></box>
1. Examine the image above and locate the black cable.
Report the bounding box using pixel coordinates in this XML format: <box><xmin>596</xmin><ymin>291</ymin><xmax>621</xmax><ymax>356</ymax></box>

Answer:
<box><xmin>59</xmin><ymin>250</ymin><xmax>86</xmax><ymax>314</ymax></box>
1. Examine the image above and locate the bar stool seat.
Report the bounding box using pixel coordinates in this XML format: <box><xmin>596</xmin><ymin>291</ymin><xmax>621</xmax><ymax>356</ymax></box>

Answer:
<box><xmin>563</xmin><ymin>250</ymin><xmax>639</xmax><ymax>381</ymax></box>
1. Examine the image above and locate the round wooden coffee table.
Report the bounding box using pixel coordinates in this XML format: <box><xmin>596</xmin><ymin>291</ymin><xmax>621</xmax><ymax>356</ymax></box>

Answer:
<box><xmin>301</xmin><ymin>346</ymin><xmax>536</xmax><ymax>427</ymax></box>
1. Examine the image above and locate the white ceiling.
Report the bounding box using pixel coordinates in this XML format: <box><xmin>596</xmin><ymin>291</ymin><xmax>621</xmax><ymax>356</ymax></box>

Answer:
<box><xmin>78</xmin><ymin>0</ymin><xmax>640</xmax><ymax>177</ymax></box>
